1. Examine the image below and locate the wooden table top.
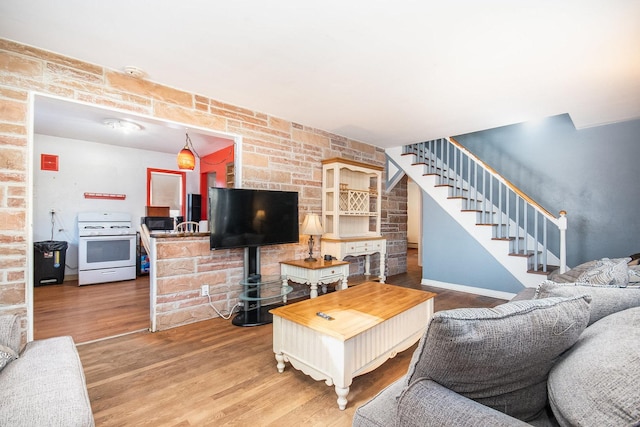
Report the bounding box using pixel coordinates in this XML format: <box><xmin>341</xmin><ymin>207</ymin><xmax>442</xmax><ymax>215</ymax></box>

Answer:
<box><xmin>280</xmin><ymin>259</ymin><xmax>349</xmax><ymax>269</ymax></box>
<box><xmin>270</xmin><ymin>282</ymin><xmax>436</xmax><ymax>341</ymax></box>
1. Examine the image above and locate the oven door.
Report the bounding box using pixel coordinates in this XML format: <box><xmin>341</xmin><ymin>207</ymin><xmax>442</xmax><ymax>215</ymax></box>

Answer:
<box><xmin>78</xmin><ymin>234</ymin><xmax>136</xmax><ymax>271</ymax></box>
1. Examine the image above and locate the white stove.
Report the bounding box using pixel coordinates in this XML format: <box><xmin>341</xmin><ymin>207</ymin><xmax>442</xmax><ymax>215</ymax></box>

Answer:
<box><xmin>77</xmin><ymin>212</ymin><xmax>137</xmax><ymax>285</ymax></box>
<box><xmin>77</xmin><ymin>212</ymin><xmax>134</xmax><ymax>236</ymax></box>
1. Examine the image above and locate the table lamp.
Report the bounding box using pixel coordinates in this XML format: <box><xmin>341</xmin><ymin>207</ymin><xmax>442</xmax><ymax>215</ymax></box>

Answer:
<box><xmin>301</xmin><ymin>213</ymin><xmax>324</xmax><ymax>262</ymax></box>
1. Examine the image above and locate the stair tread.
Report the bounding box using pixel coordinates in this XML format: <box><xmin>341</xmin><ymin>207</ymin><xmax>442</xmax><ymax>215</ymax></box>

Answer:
<box><xmin>528</xmin><ymin>265</ymin><xmax>559</xmax><ymax>275</ymax></box>
<box><xmin>510</xmin><ymin>250</ymin><xmax>542</xmax><ymax>257</ymax></box>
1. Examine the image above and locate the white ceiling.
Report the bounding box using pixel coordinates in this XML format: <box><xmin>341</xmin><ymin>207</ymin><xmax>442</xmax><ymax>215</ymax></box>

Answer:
<box><xmin>33</xmin><ymin>96</ymin><xmax>234</xmax><ymax>155</ymax></box>
<box><xmin>2</xmin><ymin>0</ymin><xmax>639</xmax><ymax>149</ymax></box>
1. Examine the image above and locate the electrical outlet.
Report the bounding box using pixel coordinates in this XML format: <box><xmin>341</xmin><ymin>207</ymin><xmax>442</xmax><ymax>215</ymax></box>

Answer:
<box><xmin>200</xmin><ymin>284</ymin><xmax>209</xmax><ymax>297</ymax></box>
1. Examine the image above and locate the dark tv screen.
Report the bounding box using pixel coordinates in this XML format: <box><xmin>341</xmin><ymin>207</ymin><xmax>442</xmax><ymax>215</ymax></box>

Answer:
<box><xmin>208</xmin><ymin>187</ymin><xmax>299</xmax><ymax>250</ymax></box>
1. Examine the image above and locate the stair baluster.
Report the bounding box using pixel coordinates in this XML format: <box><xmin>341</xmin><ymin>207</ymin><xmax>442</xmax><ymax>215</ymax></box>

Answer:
<box><xmin>398</xmin><ymin>138</ymin><xmax>568</xmax><ymax>280</ymax></box>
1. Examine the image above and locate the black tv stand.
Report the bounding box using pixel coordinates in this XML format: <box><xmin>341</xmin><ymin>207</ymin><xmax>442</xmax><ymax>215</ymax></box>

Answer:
<box><xmin>232</xmin><ymin>304</ymin><xmax>277</xmax><ymax>327</ymax></box>
<box><xmin>232</xmin><ymin>247</ymin><xmax>291</xmax><ymax>327</ymax></box>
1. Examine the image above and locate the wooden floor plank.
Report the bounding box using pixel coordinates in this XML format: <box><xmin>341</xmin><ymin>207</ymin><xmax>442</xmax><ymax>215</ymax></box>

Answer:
<box><xmin>39</xmin><ymin>250</ymin><xmax>506</xmax><ymax>426</ymax></box>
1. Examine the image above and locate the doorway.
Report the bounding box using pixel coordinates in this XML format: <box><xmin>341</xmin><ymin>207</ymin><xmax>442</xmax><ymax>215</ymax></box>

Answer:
<box><xmin>28</xmin><ymin>94</ymin><xmax>240</xmax><ymax>342</ymax></box>
<box><xmin>407</xmin><ymin>177</ymin><xmax>422</xmax><ymax>269</ymax></box>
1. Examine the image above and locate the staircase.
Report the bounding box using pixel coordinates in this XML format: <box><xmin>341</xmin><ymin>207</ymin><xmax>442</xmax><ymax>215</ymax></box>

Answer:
<box><xmin>387</xmin><ymin>138</ymin><xmax>567</xmax><ymax>288</ymax></box>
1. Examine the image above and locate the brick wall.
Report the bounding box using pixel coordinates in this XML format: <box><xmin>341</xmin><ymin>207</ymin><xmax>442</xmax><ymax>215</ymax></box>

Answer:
<box><xmin>0</xmin><ymin>38</ymin><xmax>408</xmax><ymax>333</ymax></box>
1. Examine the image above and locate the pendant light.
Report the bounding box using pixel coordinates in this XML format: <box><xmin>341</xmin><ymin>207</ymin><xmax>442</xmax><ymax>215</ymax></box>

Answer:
<box><xmin>177</xmin><ymin>132</ymin><xmax>197</xmax><ymax>170</ymax></box>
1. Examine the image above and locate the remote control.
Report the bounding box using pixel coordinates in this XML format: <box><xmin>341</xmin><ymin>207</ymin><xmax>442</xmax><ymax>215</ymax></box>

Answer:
<box><xmin>316</xmin><ymin>311</ymin><xmax>334</xmax><ymax>320</ymax></box>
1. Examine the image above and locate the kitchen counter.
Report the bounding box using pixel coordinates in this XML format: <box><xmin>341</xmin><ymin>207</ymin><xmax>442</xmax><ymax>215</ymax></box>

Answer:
<box><xmin>149</xmin><ymin>231</ymin><xmax>209</xmax><ymax>238</ymax></box>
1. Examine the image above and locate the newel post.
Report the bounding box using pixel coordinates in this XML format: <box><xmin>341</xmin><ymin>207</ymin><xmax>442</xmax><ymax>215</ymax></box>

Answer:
<box><xmin>558</xmin><ymin>210</ymin><xmax>568</xmax><ymax>273</ymax></box>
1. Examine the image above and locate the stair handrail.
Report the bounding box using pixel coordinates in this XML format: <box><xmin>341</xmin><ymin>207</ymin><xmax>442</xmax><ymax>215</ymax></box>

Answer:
<box><xmin>448</xmin><ymin>137</ymin><xmax>558</xmax><ymax>222</ymax></box>
<box><xmin>404</xmin><ymin>137</ymin><xmax>568</xmax><ymax>273</ymax></box>
<box><xmin>450</xmin><ymin>137</ymin><xmax>568</xmax><ymax>273</ymax></box>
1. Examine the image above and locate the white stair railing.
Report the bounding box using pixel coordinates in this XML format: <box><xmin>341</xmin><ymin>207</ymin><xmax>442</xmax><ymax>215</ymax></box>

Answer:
<box><xmin>403</xmin><ymin>137</ymin><xmax>567</xmax><ymax>274</ymax></box>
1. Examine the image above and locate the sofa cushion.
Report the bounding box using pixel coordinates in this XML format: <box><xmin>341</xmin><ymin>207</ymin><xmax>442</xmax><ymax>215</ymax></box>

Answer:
<box><xmin>535</xmin><ymin>280</ymin><xmax>640</xmax><ymax>325</ymax></box>
<box><xmin>405</xmin><ymin>295</ymin><xmax>591</xmax><ymax>422</ymax></box>
<box><xmin>548</xmin><ymin>307</ymin><xmax>640</xmax><ymax>426</ymax></box>
<box><xmin>0</xmin><ymin>313</ymin><xmax>22</xmax><ymax>353</ymax></box>
<box><xmin>576</xmin><ymin>257</ymin><xmax>630</xmax><ymax>287</ymax></box>
<box><xmin>549</xmin><ymin>260</ymin><xmax>598</xmax><ymax>283</ymax></box>
<box><xmin>396</xmin><ymin>379</ymin><xmax>531</xmax><ymax>427</ymax></box>
<box><xmin>0</xmin><ymin>344</ymin><xmax>18</xmax><ymax>371</ymax></box>
<box><xmin>353</xmin><ymin>378</ymin><xmax>405</xmax><ymax>427</ymax></box>
<box><xmin>0</xmin><ymin>336</ymin><xmax>94</xmax><ymax>426</ymax></box>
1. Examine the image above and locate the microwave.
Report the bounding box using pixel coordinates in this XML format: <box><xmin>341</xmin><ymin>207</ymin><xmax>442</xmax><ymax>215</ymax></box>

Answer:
<box><xmin>141</xmin><ymin>216</ymin><xmax>174</xmax><ymax>231</ymax></box>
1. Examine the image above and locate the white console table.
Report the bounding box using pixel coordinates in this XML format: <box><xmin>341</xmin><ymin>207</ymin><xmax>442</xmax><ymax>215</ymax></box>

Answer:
<box><xmin>280</xmin><ymin>259</ymin><xmax>349</xmax><ymax>302</ymax></box>
<box><xmin>321</xmin><ymin>237</ymin><xmax>386</xmax><ymax>283</ymax></box>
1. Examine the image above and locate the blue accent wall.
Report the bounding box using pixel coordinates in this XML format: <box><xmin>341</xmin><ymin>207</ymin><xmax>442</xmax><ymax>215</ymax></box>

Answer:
<box><xmin>453</xmin><ymin>115</ymin><xmax>640</xmax><ymax>266</ymax></box>
<box><xmin>422</xmin><ymin>191</ymin><xmax>523</xmax><ymax>293</ymax></box>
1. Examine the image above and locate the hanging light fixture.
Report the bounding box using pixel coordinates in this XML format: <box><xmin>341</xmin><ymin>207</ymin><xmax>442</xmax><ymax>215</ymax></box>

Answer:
<box><xmin>177</xmin><ymin>132</ymin><xmax>197</xmax><ymax>170</ymax></box>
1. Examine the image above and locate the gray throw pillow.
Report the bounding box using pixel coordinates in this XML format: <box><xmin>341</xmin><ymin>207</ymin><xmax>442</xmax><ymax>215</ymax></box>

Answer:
<box><xmin>549</xmin><ymin>259</ymin><xmax>598</xmax><ymax>283</ymax></box>
<box><xmin>0</xmin><ymin>344</ymin><xmax>18</xmax><ymax>371</ymax></box>
<box><xmin>577</xmin><ymin>257</ymin><xmax>630</xmax><ymax>287</ymax></box>
<box><xmin>629</xmin><ymin>265</ymin><xmax>640</xmax><ymax>285</ymax></box>
<box><xmin>405</xmin><ymin>295</ymin><xmax>591</xmax><ymax>422</ymax></box>
<box><xmin>535</xmin><ymin>280</ymin><xmax>640</xmax><ymax>325</ymax></box>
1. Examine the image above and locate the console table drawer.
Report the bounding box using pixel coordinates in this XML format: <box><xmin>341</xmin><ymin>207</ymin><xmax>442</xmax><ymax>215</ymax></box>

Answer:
<box><xmin>345</xmin><ymin>240</ymin><xmax>383</xmax><ymax>255</ymax></box>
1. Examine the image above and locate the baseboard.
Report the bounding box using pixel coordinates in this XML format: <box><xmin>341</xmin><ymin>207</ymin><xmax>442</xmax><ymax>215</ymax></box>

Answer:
<box><xmin>421</xmin><ymin>278</ymin><xmax>517</xmax><ymax>301</ymax></box>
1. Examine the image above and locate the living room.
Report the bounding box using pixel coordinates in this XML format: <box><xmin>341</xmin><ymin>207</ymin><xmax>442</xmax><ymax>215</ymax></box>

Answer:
<box><xmin>1</xmin><ymin>2</ymin><xmax>639</xmax><ymax>426</ymax></box>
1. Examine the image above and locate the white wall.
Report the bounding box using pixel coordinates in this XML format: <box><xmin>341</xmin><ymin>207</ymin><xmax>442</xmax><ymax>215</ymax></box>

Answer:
<box><xmin>33</xmin><ymin>134</ymin><xmax>200</xmax><ymax>277</ymax></box>
<box><xmin>407</xmin><ymin>178</ymin><xmax>421</xmax><ymax>249</ymax></box>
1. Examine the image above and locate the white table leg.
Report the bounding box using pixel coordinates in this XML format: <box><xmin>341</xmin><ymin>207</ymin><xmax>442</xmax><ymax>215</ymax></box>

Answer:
<box><xmin>341</xmin><ymin>275</ymin><xmax>348</xmax><ymax>290</ymax></box>
<box><xmin>275</xmin><ymin>352</ymin><xmax>285</xmax><ymax>373</ymax></box>
<box><xmin>282</xmin><ymin>277</ymin><xmax>288</xmax><ymax>303</ymax></box>
<box><xmin>310</xmin><ymin>282</ymin><xmax>318</xmax><ymax>298</ymax></box>
<box><xmin>364</xmin><ymin>254</ymin><xmax>371</xmax><ymax>276</ymax></box>
<box><xmin>335</xmin><ymin>385</ymin><xmax>350</xmax><ymax>410</ymax></box>
<box><xmin>379</xmin><ymin>253</ymin><xmax>386</xmax><ymax>283</ymax></box>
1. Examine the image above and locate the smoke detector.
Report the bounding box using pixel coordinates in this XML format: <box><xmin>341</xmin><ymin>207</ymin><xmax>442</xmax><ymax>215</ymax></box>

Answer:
<box><xmin>123</xmin><ymin>66</ymin><xmax>147</xmax><ymax>79</ymax></box>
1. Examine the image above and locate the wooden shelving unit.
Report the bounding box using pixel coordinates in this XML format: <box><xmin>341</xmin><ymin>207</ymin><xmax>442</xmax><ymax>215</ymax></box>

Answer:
<box><xmin>320</xmin><ymin>158</ymin><xmax>386</xmax><ymax>282</ymax></box>
<box><xmin>321</xmin><ymin>158</ymin><xmax>382</xmax><ymax>239</ymax></box>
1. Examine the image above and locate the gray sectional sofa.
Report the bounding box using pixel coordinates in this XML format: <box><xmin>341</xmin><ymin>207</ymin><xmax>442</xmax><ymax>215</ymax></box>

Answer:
<box><xmin>0</xmin><ymin>313</ymin><xmax>95</xmax><ymax>426</ymax></box>
<box><xmin>353</xmin><ymin>257</ymin><xmax>640</xmax><ymax>426</ymax></box>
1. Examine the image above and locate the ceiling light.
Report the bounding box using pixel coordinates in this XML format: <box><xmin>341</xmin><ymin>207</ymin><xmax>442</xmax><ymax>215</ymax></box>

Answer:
<box><xmin>177</xmin><ymin>132</ymin><xmax>199</xmax><ymax>170</ymax></box>
<box><xmin>123</xmin><ymin>66</ymin><xmax>147</xmax><ymax>79</ymax></box>
<box><xmin>102</xmin><ymin>118</ymin><xmax>142</xmax><ymax>132</ymax></box>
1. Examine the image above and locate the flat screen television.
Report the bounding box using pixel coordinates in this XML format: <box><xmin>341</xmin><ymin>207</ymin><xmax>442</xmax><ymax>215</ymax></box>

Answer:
<box><xmin>208</xmin><ymin>187</ymin><xmax>299</xmax><ymax>250</ymax></box>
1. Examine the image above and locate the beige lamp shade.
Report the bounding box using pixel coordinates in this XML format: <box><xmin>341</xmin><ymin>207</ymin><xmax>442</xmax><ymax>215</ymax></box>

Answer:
<box><xmin>301</xmin><ymin>213</ymin><xmax>324</xmax><ymax>236</ymax></box>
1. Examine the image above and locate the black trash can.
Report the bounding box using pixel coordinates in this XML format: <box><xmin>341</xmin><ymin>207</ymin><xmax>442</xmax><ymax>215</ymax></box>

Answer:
<box><xmin>33</xmin><ymin>240</ymin><xmax>68</xmax><ymax>286</ymax></box>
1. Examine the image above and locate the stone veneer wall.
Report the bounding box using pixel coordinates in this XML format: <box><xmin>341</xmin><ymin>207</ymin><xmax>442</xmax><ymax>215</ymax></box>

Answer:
<box><xmin>0</xmin><ymin>38</ymin><xmax>408</xmax><ymax>334</ymax></box>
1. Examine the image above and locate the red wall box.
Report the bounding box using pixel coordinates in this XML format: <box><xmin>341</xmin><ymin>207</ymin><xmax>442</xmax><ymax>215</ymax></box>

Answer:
<box><xmin>41</xmin><ymin>154</ymin><xmax>59</xmax><ymax>171</ymax></box>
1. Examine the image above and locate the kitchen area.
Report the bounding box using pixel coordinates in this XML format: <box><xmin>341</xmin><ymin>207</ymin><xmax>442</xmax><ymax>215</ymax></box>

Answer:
<box><xmin>31</xmin><ymin>96</ymin><xmax>237</xmax><ymax>342</ymax></box>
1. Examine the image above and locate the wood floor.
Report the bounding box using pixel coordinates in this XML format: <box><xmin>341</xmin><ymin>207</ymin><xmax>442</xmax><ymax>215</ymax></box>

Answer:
<box><xmin>38</xmin><ymin>250</ymin><xmax>506</xmax><ymax>426</ymax></box>
<box><xmin>34</xmin><ymin>275</ymin><xmax>150</xmax><ymax>343</ymax></box>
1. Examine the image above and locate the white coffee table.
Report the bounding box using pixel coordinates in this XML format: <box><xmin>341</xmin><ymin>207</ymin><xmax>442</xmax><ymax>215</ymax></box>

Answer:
<box><xmin>270</xmin><ymin>282</ymin><xmax>435</xmax><ymax>410</ymax></box>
